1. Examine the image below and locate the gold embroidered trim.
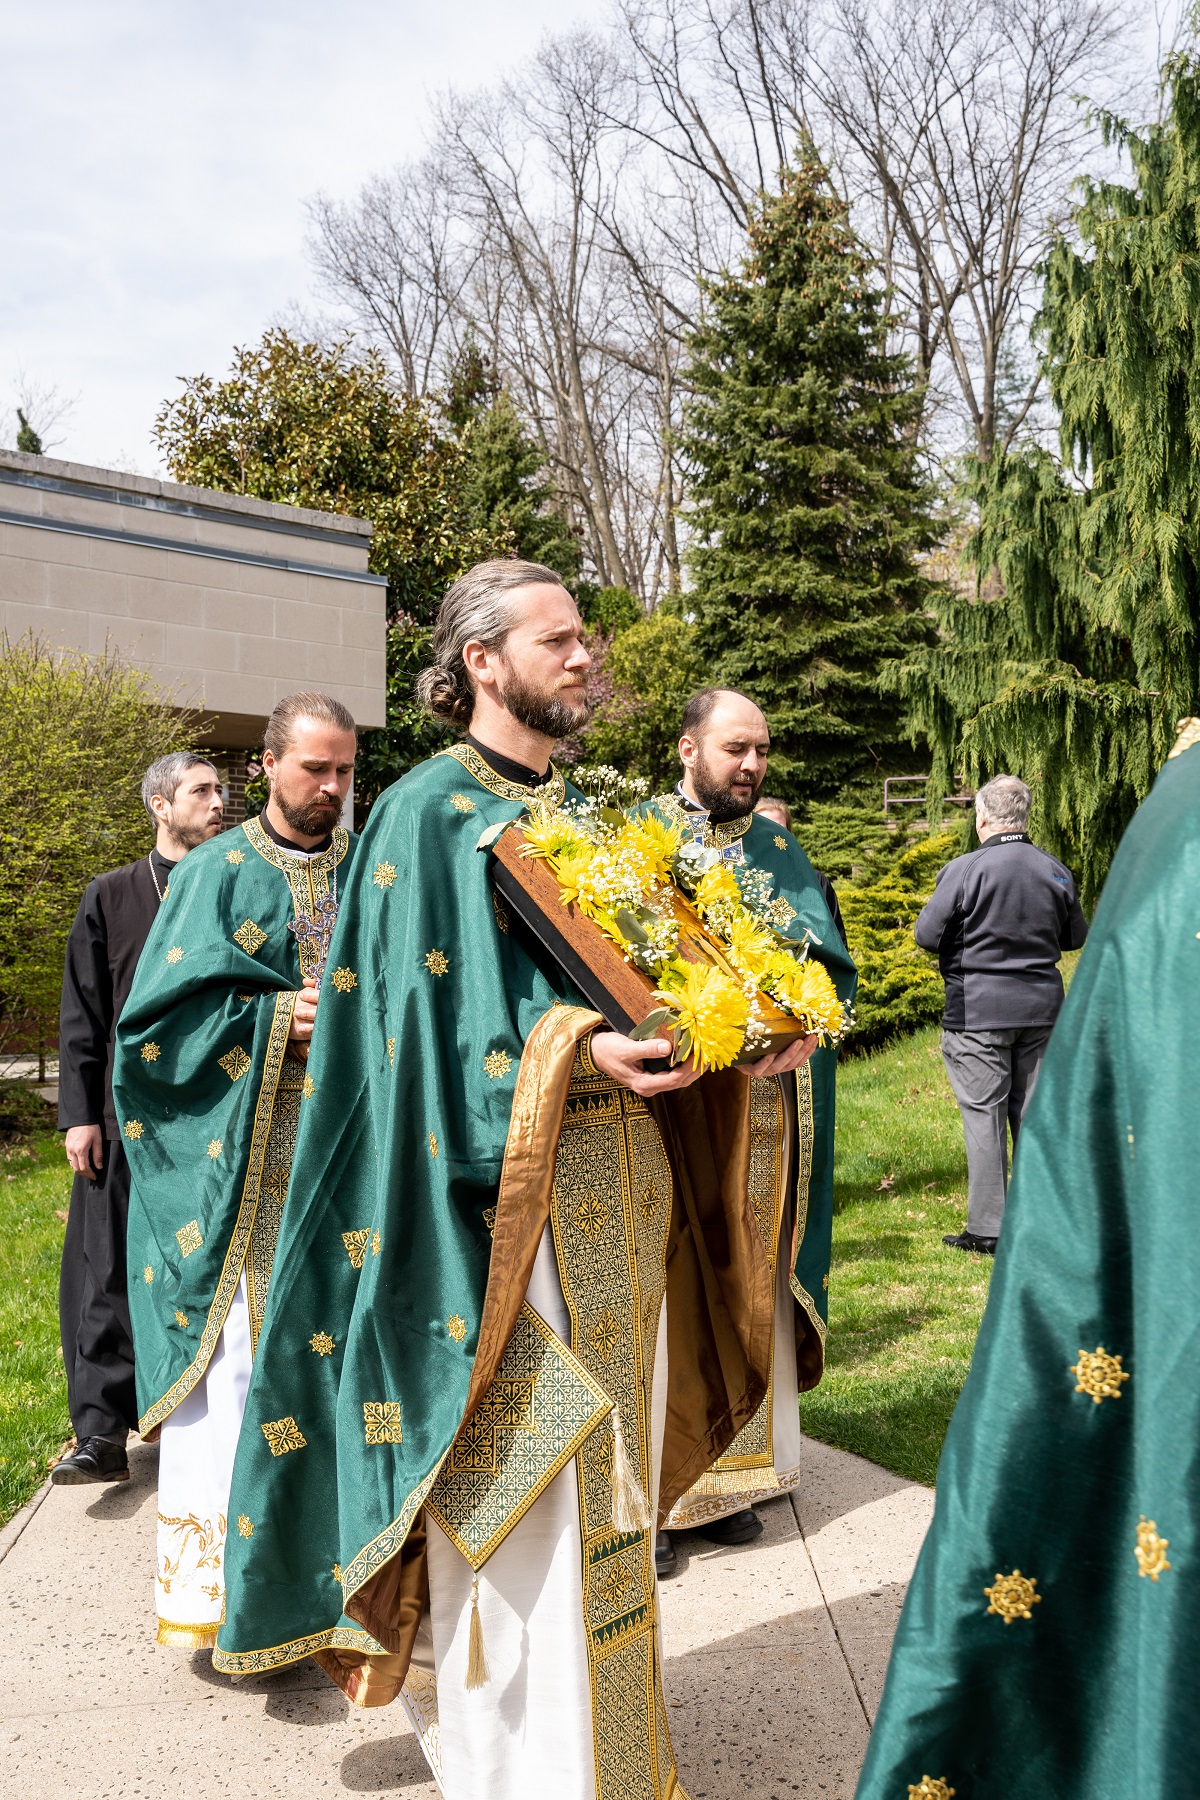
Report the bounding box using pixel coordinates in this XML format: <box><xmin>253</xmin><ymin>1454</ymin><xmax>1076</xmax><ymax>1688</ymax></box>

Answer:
<box><xmin>137</xmin><ymin>988</ymin><xmax>298</xmax><ymax>1435</ymax></box>
<box><xmin>218</xmin><ymin>1046</ymin><xmax>252</xmax><ymax>1081</ymax></box>
<box><xmin>233</xmin><ymin>919</ymin><xmax>268</xmax><ymax>956</ymax></box>
<box><xmin>788</xmin><ymin>1059</ymin><xmax>826</xmax><ymax>1352</ymax></box>
<box><xmin>984</xmin><ymin>1570</ymin><xmax>1041</xmax><ymax>1622</ymax></box>
<box><xmin>238</xmin><ymin>817</ymin><xmax>350</xmax><ymax>981</ymax></box>
<box><xmin>157</xmin><ymin>1617</ymin><xmax>218</xmax><ymax>1650</ymax></box>
<box><xmin>436</xmin><ymin>741</ymin><xmax>567</xmax><ymax>807</ymax></box>
<box><xmin>211</xmin><ymin>1621</ymin><xmax>385</xmax><ymax>1678</ymax></box>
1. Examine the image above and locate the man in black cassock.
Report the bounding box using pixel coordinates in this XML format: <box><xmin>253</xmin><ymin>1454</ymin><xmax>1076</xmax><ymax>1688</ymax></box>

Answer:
<box><xmin>52</xmin><ymin>751</ymin><xmax>225</xmax><ymax>1485</ymax></box>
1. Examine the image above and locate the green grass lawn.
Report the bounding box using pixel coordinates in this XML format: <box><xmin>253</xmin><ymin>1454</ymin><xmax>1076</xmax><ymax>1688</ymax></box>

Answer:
<box><xmin>799</xmin><ymin>1024</ymin><xmax>990</xmax><ymax>1487</ymax></box>
<box><xmin>0</xmin><ymin>1118</ymin><xmax>72</xmax><ymax>1524</ymax></box>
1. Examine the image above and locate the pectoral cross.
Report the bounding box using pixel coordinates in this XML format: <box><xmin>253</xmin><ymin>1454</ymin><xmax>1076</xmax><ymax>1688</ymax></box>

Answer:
<box><xmin>287</xmin><ymin>891</ymin><xmax>339</xmax><ymax>980</ymax></box>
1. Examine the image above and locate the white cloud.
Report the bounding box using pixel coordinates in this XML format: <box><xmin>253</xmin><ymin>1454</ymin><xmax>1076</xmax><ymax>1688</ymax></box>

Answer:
<box><xmin>2</xmin><ymin>0</ymin><xmax>592</xmax><ymax>471</ymax></box>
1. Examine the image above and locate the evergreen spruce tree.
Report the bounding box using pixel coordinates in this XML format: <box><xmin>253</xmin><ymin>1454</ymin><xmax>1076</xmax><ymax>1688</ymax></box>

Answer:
<box><xmin>897</xmin><ymin>52</ymin><xmax>1200</xmax><ymax>906</ymax></box>
<box><xmin>443</xmin><ymin>342</ymin><xmax>581</xmax><ymax>582</ymax></box>
<box><xmin>681</xmin><ymin>147</ymin><xmax>938</xmax><ymax>802</ymax></box>
<box><xmin>15</xmin><ymin>409</ymin><xmax>43</xmax><ymax>455</ymax></box>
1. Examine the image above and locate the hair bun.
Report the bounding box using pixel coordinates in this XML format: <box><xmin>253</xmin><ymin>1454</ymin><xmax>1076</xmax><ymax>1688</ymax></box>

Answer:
<box><xmin>415</xmin><ymin>663</ymin><xmax>472</xmax><ymax>725</ymax></box>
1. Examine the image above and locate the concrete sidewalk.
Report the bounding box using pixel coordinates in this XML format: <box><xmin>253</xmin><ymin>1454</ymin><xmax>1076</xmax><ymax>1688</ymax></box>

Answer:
<box><xmin>0</xmin><ymin>1435</ymin><xmax>931</xmax><ymax>1798</ymax></box>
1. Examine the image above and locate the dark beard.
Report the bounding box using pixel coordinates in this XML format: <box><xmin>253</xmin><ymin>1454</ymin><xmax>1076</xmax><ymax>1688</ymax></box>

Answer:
<box><xmin>691</xmin><ymin>751</ymin><xmax>764</xmax><ymax>823</ymax></box>
<box><xmin>166</xmin><ymin>821</ymin><xmax>213</xmax><ymax>851</ymax></box>
<box><xmin>274</xmin><ymin>789</ymin><xmax>341</xmax><ymax>838</ymax></box>
<box><xmin>498</xmin><ymin>667</ymin><xmax>593</xmax><ymax>740</ymax></box>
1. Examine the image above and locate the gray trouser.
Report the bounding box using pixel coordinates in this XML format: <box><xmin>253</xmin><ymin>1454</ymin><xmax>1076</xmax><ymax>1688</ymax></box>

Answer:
<box><xmin>941</xmin><ymin>1027</ymin><xmax>1053</xmax><ymax>1239</ymax></box>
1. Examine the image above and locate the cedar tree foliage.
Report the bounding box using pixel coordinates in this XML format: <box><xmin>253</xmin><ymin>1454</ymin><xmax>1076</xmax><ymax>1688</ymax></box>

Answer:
<box><xmin>896</xmin><ymin>54</ymin><xmax>1200</xmax><ymax>906</ymax></box>
<box><xmin>681</xmin><ymin>148</ymin><xmax>939</xmax><ymax>803</ymax></box>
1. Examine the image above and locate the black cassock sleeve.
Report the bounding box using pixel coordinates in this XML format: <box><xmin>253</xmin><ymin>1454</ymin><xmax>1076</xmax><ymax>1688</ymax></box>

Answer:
<box><xmin>58</xmin><ymin>882</ymin><xmax>112</xmax><ymax>1131</ymax></box>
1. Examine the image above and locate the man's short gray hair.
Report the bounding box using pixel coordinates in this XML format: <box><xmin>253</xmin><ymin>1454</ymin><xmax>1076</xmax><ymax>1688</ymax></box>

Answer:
<box><xmin>975</xmin><ymin>774</ymin><xmax>1032</xmax><ymax>831</ymax></box>
<box><xmin>141</xmin><ymin>751</ymin><xmax>218</xmax><ymax>823</ymax></box>
<box><xmin>415</xmin><ymin>558</ymin><xmax>569</xmax><ymax>725</ymax></box>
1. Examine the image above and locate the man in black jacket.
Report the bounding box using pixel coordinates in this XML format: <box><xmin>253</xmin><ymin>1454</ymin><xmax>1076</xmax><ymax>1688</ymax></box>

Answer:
<box><xmin>52</xmin><ymin>752</ymin><xmax>224</xmax><ymax>1484</ymax></box>
<box><xmin>914</xmin><ymin>774</ymin><xmax>1089</xmax><ymax>1255</ymax></box>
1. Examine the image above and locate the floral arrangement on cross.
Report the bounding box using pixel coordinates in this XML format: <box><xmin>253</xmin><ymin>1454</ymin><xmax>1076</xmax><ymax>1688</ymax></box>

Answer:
<box><xmin>515</xmin><ymin>771</ymin><xmax>849</xmax><ymax>1072</ymax></box>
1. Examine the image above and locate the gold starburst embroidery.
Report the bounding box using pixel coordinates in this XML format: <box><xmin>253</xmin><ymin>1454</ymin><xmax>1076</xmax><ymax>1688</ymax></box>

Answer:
<box><xmin>166</xmin><ymin>945</ymin><xmax>183</xmax><ymax>964</ymax></box>
<box><xmin>331</xmin><ymin>966</ymin><xmax>357</xmax><ymax>993</ymax></box>
<box><xmin>493</xmin><ymin>891</ymin><xmax>510</xmax><ymax>933</ymax></box>
<box><xmin>1136</xmin><ymin>1516</ymin><xmax>1170</xmax><ymax>1580</ymax></box>
<box><xmin>232</xmin><ymin>919</ymin><xmax>267</xmax><ymax>956</ymax></box>
<box><xmin>226</xmin><ymin>849</ymin><xmax>244</xmax><ymax>865</ymax></box>
<box><xmin>773</xmin><ymin>834</ymin><xmax>788</xmax><ymax>850</ymax></box>
<box><xmin>447</xmin><ymin>1315</ymin><xmax>466</xmax><ymax>1343</ymax></box>
<box><xmin>483</xmin><ymin>1049</ymin><xmax>512</xmax><ymax>1080</ymax></box>
<box><xmin>371</xmin><ymin>1230</ymin><xmax>381</xmax><ymax>1255</ymax></box>
<box><xmin>175</xmin><ymin>1220</ymin><xmax>203</xmax><ymax>1257</ymax></box>
<box><xmin>174</xmin><ymin>1310</ymin><xmax>189</xmax><ymax>1329</ymax></box>
<box><xmin>908</xmin><ymin>1782</ymin><xmax>955</xmax><ymax>1800</ymax></box>
<box><xmin>1072</xmin><ymin>1346</ymin><xmax>1129</xmax><ymax>1404</ymax></box>
<box><xmin>429</xmin><ymin>1131</ymin><xmax>438</xmax><ymax>1157</ymax></box>
<box><xmin>143</xmin><ymin>1265</ymin><xmax>154</xmax><ymax>1284</ymax></box>
<box><xmin>342</xmin><ymin>1229</ymin><xmax>370</xmax><ymax>1269</ymax></box>
<box><xmin>984</xmin><ymin>1570</ymin><xmax>1041</xmax><ymax>1623</ymax></box>
<box><xmin>141</xmin><ymin>1041</ymin><xmax>160</xmax><ymax>1062</ymax></box>
<box><xmin>589</xmin><ymin>1308</ymin><xmax>621</xmax><ymax>1360</ymax></box>
<box><xmin>261</xmin><ymin>1416</ymin><xmax>307</xmax><ymax>1456</ymax></box>
<box><xmin>218</xmin><ymin>1045</ymin><xmax>252</xmax><ymax>1082</ymax></box>
<box><xmin>302</xmin><ymin>1074</ymin><xmax>315</xmax><ymax>1099</ymax></box>
<box><xmin>123</xmin><ymin>1119</ymin><xmax>144</xmax><ymax>1141</ymax></box>
<box><xmin>363</xmin><ymin>1401</ymin><xmax>403</xmax><ymax>1445</ymax></box>
<box><xmin>207</xmin><ymin>1139</ymin><xmax>222</xmax><ymax>1159</ymax></box>
<box><xmin>237</xmin><ymin>1514</ymin><xmax>254</xmax><ymax>1537</ymax></box>
<box><xmin>309</xmin><ymin>1331</ymin><xmax>336</xmax><ymax>1356</ymax></box>
<box><xmin>373</xmin><ymin>861</ymin><xmax>396</xmax><ymax>889</ymax></box>
<box><xmin>424</xmin><ymin>949</ymin><xmax>449</xmax><ymax>976</ymax></box>
<box><xmin>331</xmin><ymin>1563</ymin><xmax>342</xmax><ymax>1582</ymax></box>
<box><xmin>482</xmin><ymin>1206</ymin><xmax>496</xmax><ymax>1235</ymax></box>
<box><xmin>450</xmin><ymin>792</ymin><xmax>476</xmax><ymax>813</ymax></box>
<box><xmin>386</xmin><ymin>1037</ymin><xmax>395</xmax><ymax>1068</ymax></box>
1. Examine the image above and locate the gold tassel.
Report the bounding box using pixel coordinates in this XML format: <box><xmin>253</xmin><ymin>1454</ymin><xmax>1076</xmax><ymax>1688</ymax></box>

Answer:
<box><xmin>610</xmin><ymin>1403</ymin><xmax>652</xmax><ymax>1533</ymax></box>
<box><xmin>466</xmin><ymin>1573</ymin><xmax>490</xmax><ymax>1690</ymax></box>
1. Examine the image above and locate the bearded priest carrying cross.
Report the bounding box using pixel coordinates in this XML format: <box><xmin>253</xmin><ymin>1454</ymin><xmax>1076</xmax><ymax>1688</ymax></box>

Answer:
<box><xmin>214</xmin><ymin>560</ymin><xmax>803</xmax><ymax>1798</ymax></box>
<box><xmin>112</xmin><ymin>693</ymin><xmax>358</xmax><ymax>1650</ymax></box>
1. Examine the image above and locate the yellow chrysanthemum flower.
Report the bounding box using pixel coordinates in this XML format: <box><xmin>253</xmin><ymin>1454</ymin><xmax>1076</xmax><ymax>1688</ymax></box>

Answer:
<box><xmin>725</xmin><ymin>913</ymin><xmax>777</xmax><ymax>980</ymax></box>
<box><xmin>521</xmin><ymin>809</ymin><xmax>591</xmax><ymax>863</ymax></box>
<box><xmin>628</xmin><ymin>812</ymin><xmax>685</xmax><ymax>876</ymax></box>
<box><xmin>693</xmin><ymin>864</ymin><xmax>741</xmax><ymax>915</ymax></box>
<box><xmin>775</xmin><ymin>957</ymin><xmax>845</xmax><ymax>1037</ymax></box>
<box><xmin>665</xmin><ymin>963</ymin><xmax>749</xmax><ymax>1071</ymax></box>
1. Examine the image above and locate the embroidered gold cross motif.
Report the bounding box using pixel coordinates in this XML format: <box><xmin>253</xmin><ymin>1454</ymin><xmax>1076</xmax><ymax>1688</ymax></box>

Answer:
<box><xmin>483</xmin><ymin>1049</ymin><xmax>512</xmax><ymax>1080</ymax></box>
<box><xmin>449</xmin><ymin>1377</ymin><xmax>538</xmax><ymax>1474</ymax></box>
<box><xmin>174</xmin><ymin>1311</ymin><xmax>189</xmax><ymax>1329</ymax></box>
<box><xmin>589</xmin><ymin>1308</ymin><xmax>621</xmax><ymax>1361</ymax></box>
<box><xmin>206</xmin><ymin>1139</ymin><xmax>222</xmax><ymax>1159</ymax></box>
<box><xmin>373</xmin><ymin>861</ymin><xmax>396</xmax><ymax>888</ymax></box>
<box><xmin>166</xmin><ymin>946</ymin><xmax>183</xmax><ymax>964</ymax></box>
<box><xmin>984</xmin><ymin>1570</ymin><xmax>1041</xmax><ymax>1623</ymax></box>
<box><xmin>574</xmin><ymin>1191</ymin><xmax>610</xmax><ymax>1241</ymax></box>
<box><xmin>363</xmin><ymin>1401</ymin><xmax>404</xmax><ymax>1445</ymax></box>
<box><xmin>1136</xmin><ymin>1516</ymin><xmax>1170</xmax><ymax>1580</ymax></box>
<box><xmin>450</xmin><ymin>793</ymin><xmax>476</xmax><ymax>812</ymax></box>
<box><xmin>637</xmin><ymin>1182</ymin><xmax>662</xmax><ymax>1220</ymax></box>
<box><xmin>141</xmin><ymin>1042</ymin><xmax>160</xmax><ymax>1062</ymax></box>
<box><xmin>310</xmin><ymin>1331</ymin><xmax>336</xmax><ymax>1356</ymax></box>
<box><xmin>342</xmin><ymin>1229</ymin><xmax>370</xmax><ymax>1269</ymax></box>
<box><xmin>218</xmin><ymin>1046</ymin><xmax>252</xmax><ymax>1082</ymax></box>
<box><xmin>447</xmin><ymin>1315</ymin><xmax>466</xmax><ymax>1343</ymax></box>
<box><xmin>226</xmin><ymin>849</ymin><xmax>244</xmax><ymax>865</ymax></box>
<box><xmin>123</xmin><ymin>1119</ymin><xmax>144</xmax><ymax>1141</ymax></box>
<box><xmin>233</xmin><ymin>919</ymin><xmax>267</xmax><ymax>956</ymax></box>
<box><xmin>263</xmin><ymin>1167</ymin><xmax>290</xmax><ymax>1203</ymax></box>
<box><xmin>176</xmin><ymin>1220</ymin><xmax>203</xmax><ymax>1257</ymax></box>
<box><xmin>908</xmin><ymin>1782</ymin><xmax>955</xmax><ymax>1800</ymax></box>
<box><xmin>331</xmin><ymin>966</ymin><xmax>358</xmax><ymax>993</ymax></box>
<box><xmin>237</xmin><ymin>1514</ymin><xmax>254</xmax><ymax>1536</ymax></box>
<box><xmin>425</xmin><ymin>949</ymin><xmax>449</xmax><ymax>976</ymax></box>
<box><xmin>1072</xmin><ymin>1346</ymin><xmax>1129</xmax><ymax>1403</ymax></box>
<box><xmin>773</xmin><ymin>834</ymin><xmax>788</xmax><ymax>849</ymax></box>
<box><xmin>595</xmin><ymin>1564</ymin><xmax>635</xmax><ymax>1607</ymax></box>
<box><xmin>262</xmin><ymin>1416</ymin><xmax>307</xmax><ymax>1456</ymax></box>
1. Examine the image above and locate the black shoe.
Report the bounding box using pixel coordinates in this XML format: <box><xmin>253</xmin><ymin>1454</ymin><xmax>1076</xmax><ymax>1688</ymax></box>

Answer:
<box><xmin>51</xmin><ymin>1436</ymin><xmax>130</xmax><ymax>1485</ymax></box>
<box><xmin>695</xmin><ymin>1507</ymin><xmax>763</xmax><ymax>1546</ymax></box>
<box><xmin>655</xmin><ymin>1532</ymin><xmax>678</xmax><ymax>1580</ymax></box>
<box><xmin>942</xmin><ymin>1230</ymin><xmax>997</xmax><ymax>1256</ymax></box>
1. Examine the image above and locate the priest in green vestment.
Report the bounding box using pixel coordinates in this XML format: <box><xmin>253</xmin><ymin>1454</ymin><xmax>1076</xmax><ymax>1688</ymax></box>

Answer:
<box><xmin>215</xmin><ymin>561</ymin><xmax>790</xmax><ymax>1800</ymax></box>
<box><xmin>649</xmin><ymin>691</ymin><xmax>856</xmax><ymax>1574</ymax></box>
<box><xmin>853</xmin><ymin>721</ymin><xmax>1200</xmax><ymax>1800</ymax></box>
<box><xmin>112</xmin><ymin>692</ymin><xmax>358</xmax><ymax>1649</ymax></box>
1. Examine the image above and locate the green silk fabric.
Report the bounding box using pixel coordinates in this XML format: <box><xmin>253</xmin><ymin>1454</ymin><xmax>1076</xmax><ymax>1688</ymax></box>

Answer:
<box><xmin>644</xmin><ymin>806</ymin><xmax>857</xmax><ymax>1370</ymax></box>
<box><xmin>216</xmin><ymin>752</ymin><xmax>587</xmax><ymax>1668</ymax></box>
<box><xmin>113</xmin><ymin>823</ymin><xmax>356</xmax><ymax>1434</ymax></box>
<box><xmin>855</xmin><ymin>744</ymin><xmax>1200</xmax><ymax>1799</ymax></box>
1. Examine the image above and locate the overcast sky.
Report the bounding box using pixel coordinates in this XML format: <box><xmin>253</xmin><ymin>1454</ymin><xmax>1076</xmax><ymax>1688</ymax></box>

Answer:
<box><xmin>3</xmin><ymin>0</ymin><xmax>594</xmax><ymax>473</ymax></box>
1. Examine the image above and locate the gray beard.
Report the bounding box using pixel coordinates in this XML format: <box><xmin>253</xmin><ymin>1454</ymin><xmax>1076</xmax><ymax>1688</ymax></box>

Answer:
<box><xmin>498</xmin><ymin>668</ymin><xmax>592</xmax><ymax>740</ymax></box>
